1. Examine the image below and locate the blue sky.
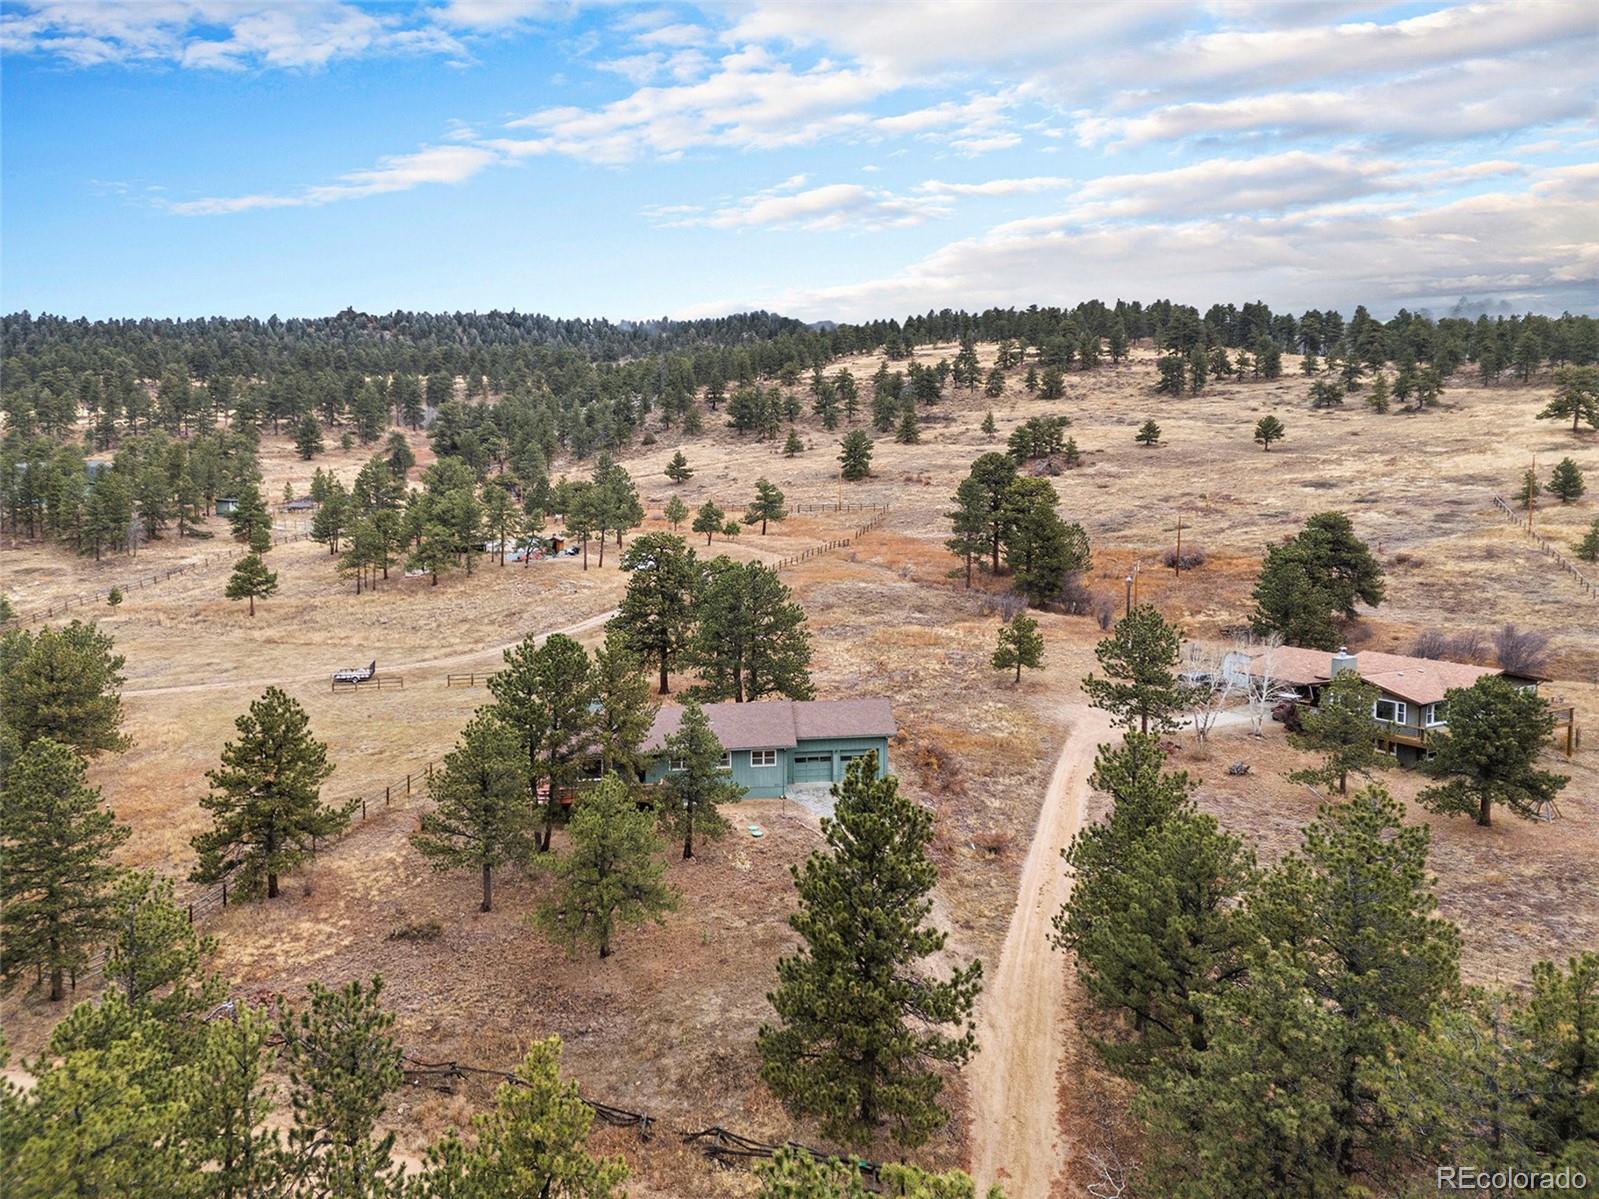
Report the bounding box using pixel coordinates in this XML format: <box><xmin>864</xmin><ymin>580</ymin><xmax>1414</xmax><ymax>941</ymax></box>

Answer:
<box><xmin>2</xmin><ymin>0</ymin><xmax>1595</xmax><ymax>322</ymax></box>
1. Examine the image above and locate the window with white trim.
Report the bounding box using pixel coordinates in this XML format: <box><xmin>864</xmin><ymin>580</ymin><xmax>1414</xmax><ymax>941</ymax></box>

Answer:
<box><xmin>750</xmin><ymin>749</ymin><xmax>777</xmax><ymax>768</ymax></box>
<box><xmin>1424</xmin><ymin>702</ymin><xmax>1448</xmax><ymax>727</ymax></box>
<box><xmin>718</xmin><ymin>752</ymin><xmax>731</xmax><ymax>769</ymax></box>
<box><xmin>1373</xmin><ymin>698</ymin><xmax>1407</xmax><ymax>724</ymax></box>
<box><xmin>669</xmin><ymin>757</ymin><xmax>686</xmax><ymax>771</ymax></box>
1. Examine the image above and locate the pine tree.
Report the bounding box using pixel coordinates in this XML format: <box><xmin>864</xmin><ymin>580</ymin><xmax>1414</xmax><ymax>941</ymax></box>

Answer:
<box><xmin>1546</xmin><ymin>457</ymin><xmax>1585</xmax><ymax>503</ymax></box>
<box><xmin>1024</xmin><ymin>364</ymin><xmax>1038</xmax><ymax>392</ymax></box>
<box><xmin>1516</xmin><ymin>952</ymin><xmax>1599</xmax><ymax>1166</ymax></box>
<box><xmin>1156</xmin><ymin>357</ymin><xmax>1185</xmax><ymax>395</ymax></box>
<box><xmin>1083</xmin><ymin>605</ymin><xmax>1184</xmax><ymax>734</ymax></box>
<box><xmin>104</xmin><ymin>869</ymin><xmax>222</xmax><ymax>1023</ymax></box>
<box><xmin>690</xmin><ymin>559</ymin><xmax>814</xmax><ymax>703</ymax></box>
<box><xmin>1537</xmin><ymin>364</ymin><xmax>1599</xmax><ymax>432</ymax></box>
<box><xmin>691</xmin><ymin>500</ymin><xmax>724</xmax><ymax>546</ymax></box>
<box><xmin>0</xmin><ymin>620</ymin><xmax>130</xmax><ymax>765</ymax></box>
<box><xmin>984</xmin><ymin>368</ymin><xmax>1005</xmax><ymax>398</ymax></box>
<box><xmin>1575</xmin><ymin>518</ymin><xmax>1599</xmax><ymax>562</ymax></box>
<box><xmin>224</xmin><ymin>553</ymin><xmax>277</xmax><ymax>616</ymax></box>
<box><xmin>190</xmin><ymin>687</ymin><xmax>344</xmax><ymax>900</ymax></box>
<box><xmin>1244</xmin><ymin>785</ymin><xmax>1462</xmax><ymax>1185</ymax></box>
<box><xmin>0</xmin><ymin>738</ymin><xmax>130</xmax><ymax>999</ymax></box>
<box><xmin>1134</xmin><ymin>419</ymin><xmax>1161</xmax><ymax>447</ymax></box>
<box><xmin>758</xmin><ymin>755</ymin><xmax>982</xmax><ymax>1148</ymax></box>
<box><xmin>190</xmin><ymin>1002</ymin><xmax>289</xmax><ymax>1198</ymax></box>
<box><xmin>310</xmin><ymin>480</ymin><xmax>350</xmax><ymax>554</ymax></box>
<box><xmin>1000</xmin><ymin>478</ymin><xmax>1091</xmax><ymax>605</ymax></box>
<box><xmin>838</xmin><ymin>430</ymin><xmax>873</xmax><ymax>480</ymax></box>
<box><xmin>1418</xmin><ymin>675</ymin><xmax>1567</xmax><ymax>826</ymax></box>
<box><xmin>534</xmin><ymin>776</ymin><xmax>676</xmax><ymax>959</ymax></box>
<box><xmin>1249</xmin><ymin>511</ymin><xmax>1385</xmax><ymax>650</ymax></box>
<box><xmin>945</xmin><ymin>475</ymin><xmax>988</xmax><ymax>588</ymax></box>
<box><xmin>384</xmin><ymin>430</ymin><xmax>416</xmax><ymax>477</ymax></box>
<box><xmin>894</xmin><ymin>404</ymin><xmax>920</xmax><ymax>444</ymax></box>
<box><xmin>992</xmin><ymin>614</ymin><xmax>1044</xmax><ymax>683</ymax></box>
<box><xmin>664</xmin><ymin>450</ymin><xmax>692</xmax><ymax>484</ymax></box>
<box><xmin>783</xmin><ymin>429</ymin><xmax>804</xmax><ymax>457</ymax></box>
<box><xmin>981</xmin><ymin>410</ymin><xmax>996</xmax><ymax>438</ymax></box>
<box><xmin>744</xmin><ymin>477</ymin><xmax>787</xmax><ymax>534</ymax></box>
<box><xmin>293</xmin><ymin>415</ymin><xmax>323</xmax><ymax>460</ymax></box>
<box><xmin>660</xmin><ymin>699</ymin><xmax>745</xmax><ymax>859</ymax></box>
<box><xmin>413</xmin><ymin>1037</ymin><xmax>628</xmax><ymax>1197</ymax></box>
<box><xmin>226</xmin><ymin>481</ymin><xmax>271</xmax><ymax>548</ymax></box>
<box><xmin>1367</xmin><ymin>370</ymin><xmax>1391</xmax><ymax>412</ymax></box>
<box><xmin>1288</xmin><ymin>671</ymin><xmax>1390</xmax><ymax>795</ymax></box>
<box><xmin>663</xmin><ymin>495</ymin><xmax>688</xmax><ymax>530</ymax></box>
<box><xmin>412</xmin><ymin>714</ymin><xmax>535</xmax><ymax>912</ymax></box>
<box><xmin>486</xmin><ymin>633</ymin><xmax>595</xmax><ymax>851</ymax></box>
<box><xmin>613</xmin><ymin>532</ymin><xmax>698</xmax><ymax>694</ymax></box>
<box><xmin>279</xmin><ymin>977</ymin><xmax>404</xmax><ymax>1198</ymax></box>
<box><xmin>962</xmin><ymin>452</ymin><xmax>1018</xmax><ymax>576</ymax></box>
<box><xmin>755</xmin><ymin>1147</ymin><xmax>1002</xmax><ymax>1198</ymax></box>
<box><xmin>1254</xmin><ymin>414</ymin><xmax>1286</xmax><ymax>450</ymax></box>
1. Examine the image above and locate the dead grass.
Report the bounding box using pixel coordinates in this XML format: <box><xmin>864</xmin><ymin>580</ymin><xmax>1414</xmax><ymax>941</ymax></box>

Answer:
<box><xmin>4</xmin><ymin>342</ymin><xmax>1595</xmax><ymax>1195</ymax></box>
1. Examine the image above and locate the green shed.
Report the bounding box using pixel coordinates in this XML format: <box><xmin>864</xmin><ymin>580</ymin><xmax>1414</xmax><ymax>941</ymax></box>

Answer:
<box><xmin>642</xmin><ymin>699</ymin><xmax>895</xmax><ymax>799</ymax></box>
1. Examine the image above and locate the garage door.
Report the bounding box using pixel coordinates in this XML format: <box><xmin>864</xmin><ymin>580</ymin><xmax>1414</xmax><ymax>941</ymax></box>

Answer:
<box><xmin>792</xmin><ymin>753</ymin><xmax>834</xmax><ymax>782</ymax></box>
<box><xmin>838</xmin><ymin>752</ymin><xmax>871</xmax><ymax>774</ymax></box>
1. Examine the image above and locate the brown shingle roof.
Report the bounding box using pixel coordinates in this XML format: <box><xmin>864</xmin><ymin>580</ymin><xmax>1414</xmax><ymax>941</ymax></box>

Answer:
<box><xmin>643</xmin><ymin>699</ymin><xmax>896</xmax><ymax>753</ymax></box>
<box><xmin>1242</xmin><ymin>646</ymin><xmax>1505</xmax><ymax>706</ymax></box>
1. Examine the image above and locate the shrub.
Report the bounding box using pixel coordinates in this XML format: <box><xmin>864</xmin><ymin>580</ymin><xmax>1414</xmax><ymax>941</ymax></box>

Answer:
<box><xmin>1493</xmin><ymin>624</ymin><xmax>1552</xmax><ymax>676</ymax></box>
<box><xmin>388</xmin><ymin>919</ymin><xmax>443</xmax><ymax>942</ymax></box>
<box><xmin>1160</xmin><ymin>545</ymin><xmax>1208</xmax><ymax>570</ymax></box>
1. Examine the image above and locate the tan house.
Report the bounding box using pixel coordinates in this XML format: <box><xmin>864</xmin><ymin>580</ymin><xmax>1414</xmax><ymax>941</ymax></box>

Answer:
<box><xmin>1225</xmin><ymin>645</ymin><xmax>1576</xmax><ymax>765</ymax></box>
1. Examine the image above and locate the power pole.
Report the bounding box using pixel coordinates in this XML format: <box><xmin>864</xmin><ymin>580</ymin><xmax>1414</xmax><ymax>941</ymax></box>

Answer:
<box><xmin>1173</xmin><ymin>513</ymin><xmax>1184</xmax><ymax>576</ymax></box>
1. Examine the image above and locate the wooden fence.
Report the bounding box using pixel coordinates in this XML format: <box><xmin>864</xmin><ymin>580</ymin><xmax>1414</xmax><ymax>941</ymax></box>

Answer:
<box><xmin>331</xmin><ymin>674</ymin><xmax>405</xmax><ymax>693</ymax></box>
<box><xmin>2</xmin><ymin>529</ymin><xmax>313</xmax><ymax>628</ymax></box>
<box><xmin>772</xmin><ymin>505</ymin><xmax>889</xmax><ymax>572</ymax></box>
<box><xmin>444</xmin><ymin>672</ymin><xmax>489</xmax><ymax>688</ymax></box>
<box><xmin>1491</xmin><ymin>495</ymin><xmax>1597</xmax><ymax>599</ymax></box>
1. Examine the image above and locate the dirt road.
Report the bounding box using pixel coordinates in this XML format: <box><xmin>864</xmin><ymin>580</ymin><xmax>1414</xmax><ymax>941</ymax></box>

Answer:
<box><xmin>969</xmin><ymin>705</ymin><xmax>1111</xmax><ymax>1199</ymax></box>
<box><xmin>121</xmin><ymin>609</ymin><xmax>619</xmax><ymax>698</ymax></box>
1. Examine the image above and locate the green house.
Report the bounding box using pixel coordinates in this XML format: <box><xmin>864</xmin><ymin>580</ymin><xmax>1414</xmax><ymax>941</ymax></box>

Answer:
<box><xmin>642</xmin><ymin>699</ymin><xmax>895</xmax><ymax>799</ymax></box>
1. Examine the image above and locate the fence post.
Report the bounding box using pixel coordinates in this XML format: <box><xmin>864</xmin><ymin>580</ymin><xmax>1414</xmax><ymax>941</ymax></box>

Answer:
<box><xmin>385</xmin><ymin>786</ymin><xmax>390</xmax><ymax>807</ymax></box>
<box><xmin>406</xmin><ymin>773</ymin><xmax>412</xmax><ymax>795</ymax></box>
<box><xmin>221</xmin><ymin>881</ymin><xmax>227</xmax><ymax>906</ymax></box>
<box><xmin>188</xmin><ymin>902</ymin><xmax>194</xmax><ymax>924</ymax></box>
<box><xmin>362</xmin><ymin>798</ymin><xmax>367</xmax><ymax>820</ymax></box>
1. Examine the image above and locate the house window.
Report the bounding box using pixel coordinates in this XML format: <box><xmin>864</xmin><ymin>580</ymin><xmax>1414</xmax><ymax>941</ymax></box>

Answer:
<box><xmin>669</xmin><ymin>757</ymin><xmax>686</xmax><ymax>771</ymax></box>
<box><xmin>750</xmin><ymin>749</ymin><xmax>777</xmax><ymax>768</ymax></box>
<box><xmin>1425</xmin><ymin>702</ymin><xmax>1448</xmax><ymax>727</ymax></box>
<box><xmin>718</xmin><ymin>752</ymin><xmax>731</xmax><ymax>769</ymax></box>
<box><xmin>1373</xmin><ymin>698</ymin><xmax>1407</xmax><ymax>725</ymax></box>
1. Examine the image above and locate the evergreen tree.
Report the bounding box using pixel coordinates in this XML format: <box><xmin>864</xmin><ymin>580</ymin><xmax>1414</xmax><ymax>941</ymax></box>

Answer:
<box><xmin>1134</xmin><ymin>419</ymin><xmax>1161</xmax><ymax>447</ymax></box>
<box><xmin>224</xmin><ymin>553</ymin><xmax>277</xmax><ymax>616</ymax></box>
<box><xmin>104</xmin><ymin>870</ymin><xmax>221</xmax><ymax>1023</ymax></box>
<box><xmin>1546</xmin><ymin>457</ymin><xmax>1586</xmax><ymax>502</ymax></box>
<box><xmin>755</xmin><ymin>1148</ymin><xmax>1003</xmax><ymax>1198</ymax></box>
<box><xmin>190</xmin><ymin>687</ymin><xmax>344</xmax><ymax>900</ymax></box>
<box><xmin>1253</xmin><ymin>413</ymin><xmax>1286</xmax><ymax>450</ymax></box>
<box><xmin>1288</xmin><ymin>671</ymin><xmax>1390</xmax><ymax>795</ymax></box>
<box><xmin>412</xmin><ymin>1037</ymin><xmax>628</xmax><ymax>1198</ymax></box>
<box><xmin>660</xmin><ymin>699</ymin><xmax>745</xmax><ymax>860</ymax></box>
<box><xmin>963</xmin><ymin>452</ymin><xmax>1018</xmax><ymax>576</ymax></box>
<box><xmin>226</xmin><ymin>482</ymin><xmax>271</xmax><ymax>548</ymax></box>
<box><xmin>534</xmin><ymin>776</ymin><xmax>676</xmax><ymax>959</ymax></box>
<box><xmin>613</xmin><ymin>532</ymin><xmax>698</xmax><ymax>694</ymax></box>
<box><xmin>310</xmin><ymin>480</ymin><xmax>350</xmax><ymax>554</ymax></box>
<box><xmin>590</xmin><ymin>632</ymin><xmax>656</xmax><ymax>778</ymax></box>
<box><xmin>0</xmin><ymin>738</ymin><xmax>130</xmax><ymax>1000</ymax></box>
<box><xmin>991</xmin><ymin>614</ymin><xmax>1044</xmax><ymax>684</ymax></box>
<box><xmin>984</xmin><ymin>368</ymin><xmax>1005</xmax><ymax>398</ymax></box>
<box><xmin>758</xmin><ymin>755</ymin><xmax>982</xmax><ymax>1148</ymax></box>
<box><xmin>663</xmin><ymin>495</ymin><xmax>688</xmax><ymax>530</ymax></box>
<box><xmin>1367</xmin><ymin>371</ymin><xmax>1391</xmax><ymax>412</ymax></box>
<box><xmin>1575</xmin><ymin>518</ymin><xmax>1599</xmax><ymax>562</ymax></box>
<box><xmin>1419</xmin><ymin>675</ymin><xmax>1567</xmax><ymax>826</ymax></box>
<box><xmin>783</xmin><ymin>429</ymin><xmax>804</xmax><ymax>457</ymax></box>
<box><xmin>1083</xmin><ymin>605</ymin><xmax>1184</xmax><ymax>734</ymax></box>
<box><xmin>894</xmin><ymin>404</ymin><xmax>920</xmax><ymax>444</ymax></box>
<box><xmin>384</xmin><ymin>430</ymin><xmax>415</xmax><ymax>478</ymax></box>
<box><xmin>190</xmin><ymin>1002</ymin><xmax>288</xmax><ymax>1198</ymax></box>
<box><xmin>0</xmin><ymin>620</ymin><xmax>130</xmax><ymax>766</ymax></box>
<box><xmin>838</xmin><ymin>430</ymin><xmax>873</xmax><ymax>480</ymax></box>
<box><xmin>293</xmin><ymin>415</ymin><xmax>323</xmax><ymax>460</ymax></box>
<box><xmin>1000</xmin><ymin>478</ymin><xmax>1091</xmax><ymax>606</ymax></box>
<box><xmin>1249</xmin><ymin>511</ymin><xmax>1385</xmax><ymax>650</ymax></box>
<box><xmin>1537</xmin><ymin>365</ymin><xmax>1599</xmax><ymax>432</ymax></box>
<box><xmin>664</xmin><ymin>450</ymin><xmax>692</xmax><ymax>484</ymax></box>
<box><xmin>1515</xmin><ymin>953</ymin><xmax>1599</xmax><ymax>1168</ymax></box>
<box><xmin>1155</xmin><ymin>357</ymin><xmax>1185</xmax><ymax>395</ymax></box>
<box><xmin>411</xmin><ymin>714</ymin><xmax>535</xmax><ymax>912</ymax></box>
<box><xmin>981</xmin><ymin>410</ymin><xmax>996</xmax><ymax>438</ymax></box>
<box><xmin>944</xmin><ymin>475</ymin><xmax>987</xmax><ymax>588</ymax></box>
<box><xmin>744</xmin><ymin>477</ymin><xmax>787</xmax><ymax>534</ymax></box>
<box><xmin>1024</xmin><ymin>364</ymin><xmax>1038</xmax><ymax>392</ymax></box>
<box><xmin>279</xmin><ymin>977</ymin><xmax>404</xmax><ymax>1198</ymax></box>
<box><xmin>690</xmin><ymin>558</ymin><xmax>814</xmax><ymax>703</ymax></box>
<box><xmin>486</xmin><ymin>633</ymin><xmax>595</xmax><ymax>852</ymax></box>
<box><xmin>691</xmin><ymin>500</ymin><xmax>724</xmax><ymax>546</ymax></box>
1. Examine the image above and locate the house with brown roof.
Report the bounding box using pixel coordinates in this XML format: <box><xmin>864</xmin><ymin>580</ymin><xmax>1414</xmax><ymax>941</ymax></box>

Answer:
<box><xmin>640</xmin><ymin>698</ymin><xmax>896</xmax><ymax>797</ymax></box>
<box><xmin>1225</xmin><ymin>645</ymin><xmax>1562</xmax><ymax>766</ymax></box>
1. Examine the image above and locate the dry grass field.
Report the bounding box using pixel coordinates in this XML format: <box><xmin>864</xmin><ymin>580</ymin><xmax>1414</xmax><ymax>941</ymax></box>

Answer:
<box><xmin>3</xmin><ymin>342</ymin><xmax>1595</xmax><ymax>1196</ymax></box>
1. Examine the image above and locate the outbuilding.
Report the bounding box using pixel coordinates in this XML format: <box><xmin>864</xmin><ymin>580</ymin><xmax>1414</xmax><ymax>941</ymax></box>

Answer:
<box><xmin>641</xmin><ymin>698</ymin><xmax>895</xmax><ymax>798</ymax></box>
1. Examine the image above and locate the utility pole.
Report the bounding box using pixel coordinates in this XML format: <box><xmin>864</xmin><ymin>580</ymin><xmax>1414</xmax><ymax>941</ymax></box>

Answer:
<box><xmin>1528</xmin><ymin>455</ymin><xmax>1537</xmax><ymax>532</ymax></box>
<box><xmin>1173</xmin><ymin>513</ymin><xmax>1184</xmax><ymax>576</ymax></box>
<box><xmin>1125</xmin><ymin>573</ymin><xmax>1134</xmax><ymax>616</ymax></box>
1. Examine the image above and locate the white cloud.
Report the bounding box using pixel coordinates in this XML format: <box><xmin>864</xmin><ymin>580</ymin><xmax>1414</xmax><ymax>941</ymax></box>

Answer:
<box><xmin>648</xmin><ymin>178</ymin><xmax>949</xmax><ymax>231</ymax></box>
<box><xmin>165</xmin><ymin>143</ymin><xmax>499</xmax><ymax>214</ymax></box>
<box><xmin>716</xmin><ymin>164</ymin><xmax>1598</xmax><ymax>322</ymax></box>
<box><xmin>917</xmin><ymin>177</ymin><xmax>1073</xmax><ymax>197</ymax></box>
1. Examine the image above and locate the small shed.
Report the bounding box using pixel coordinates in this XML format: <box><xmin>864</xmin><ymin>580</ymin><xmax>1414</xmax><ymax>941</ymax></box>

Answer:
<box><xmin>215</xmin><ymin>497</ymin><xmax>239</xmax><ymax>516</ymax></box>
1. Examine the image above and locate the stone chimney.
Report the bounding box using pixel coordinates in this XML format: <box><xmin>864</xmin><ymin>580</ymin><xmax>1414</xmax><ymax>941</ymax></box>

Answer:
<box><xmin>1330</xmin><ymin>647</ymin><xmax>1358</xmax><ymax>677</ymax></box>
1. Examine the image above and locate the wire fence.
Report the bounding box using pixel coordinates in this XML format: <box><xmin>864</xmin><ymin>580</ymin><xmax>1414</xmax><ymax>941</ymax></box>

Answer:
<box><xmin>773</xmin><ymin>505</ymin><xmax>889</xmax><ymax>572</ymax></box>
<box><xmin>2</xmin><ymin>529</ymin><xmax>313</xmax><ymax>628</ymax></box>
<box><xmin>1491</xmin><ymin>495</ymin><xmax>1597</xmax><ymax>599</ymax></box>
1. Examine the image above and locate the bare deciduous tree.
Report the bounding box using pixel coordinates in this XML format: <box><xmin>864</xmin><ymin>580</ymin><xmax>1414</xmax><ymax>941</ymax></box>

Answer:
<box><xmin>1235</xmin><ymin>631</ymin><xmax>1296</xmax><ymax>736</ymax></box>
<box><xmin>1181</xmin><ymin>642</ymin><xmax>1235</xmax><ymax>746</ymax></box>
<box><xmin>1493</xmin><ymin>624</ymin><xmax>1552</xmax><ymax>676</ymax></box>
